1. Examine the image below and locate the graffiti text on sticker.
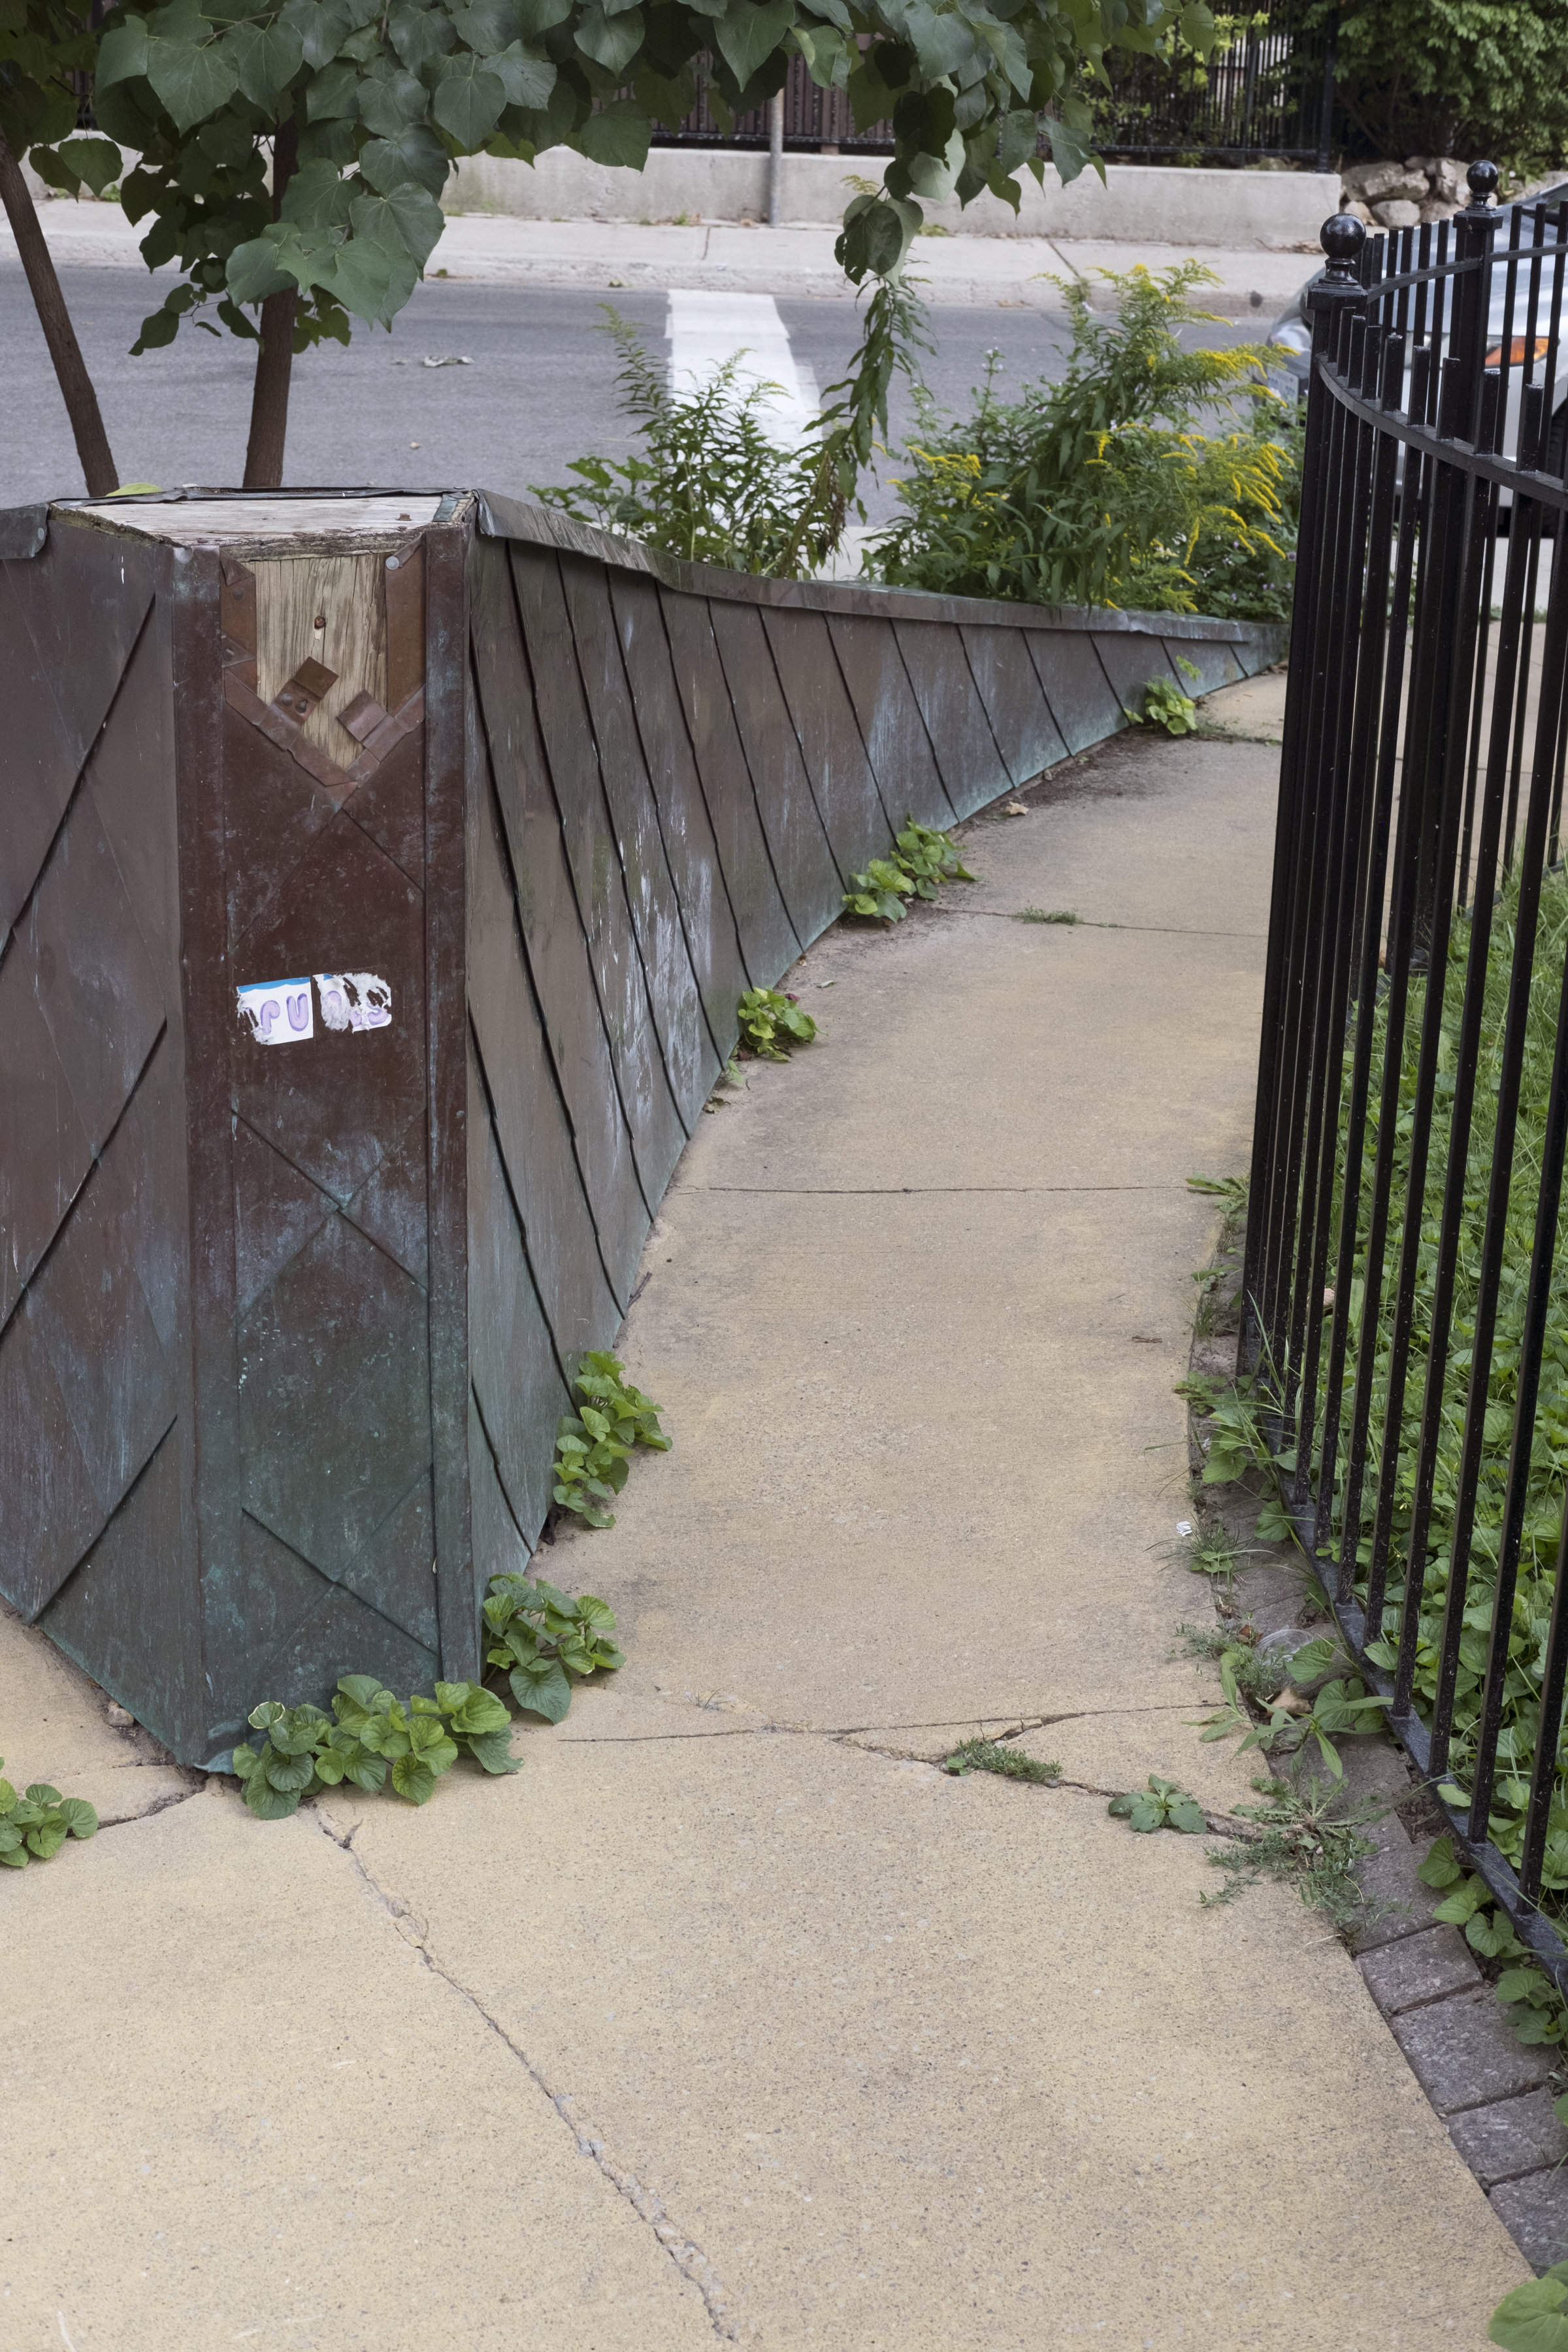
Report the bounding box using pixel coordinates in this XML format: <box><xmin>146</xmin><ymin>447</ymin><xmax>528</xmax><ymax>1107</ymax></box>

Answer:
<box><xmin>315</xmin><ymin>972</ymin><xmax>393</xmax><ymax>1034</ymax></box>
<box><xmin>237</xmin><ymin>979</ymin><xmax>314</xmax><ymax>1045</ymax></box>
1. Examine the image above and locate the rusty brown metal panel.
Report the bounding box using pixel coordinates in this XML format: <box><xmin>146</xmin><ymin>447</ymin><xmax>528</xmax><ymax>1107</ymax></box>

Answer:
<box><xmin>710</xmin><ymin>599</ymin><xmax>841</xmax><ymax>946</ymax></box>
<box><xmin>347</xmin><ymin>723</ymin><xmax>425</xmax><ymax>889</ymax></box>
<box><xmin>468</xmin><ymin>539</ymin><xmax>646</xmax><ymax>1303</ymax></box>
<box><xmin>0</xmin><ymin>1304</ymin><xmax>105</xmax><ymax>1618</ymax></box>
<box><xmin>0</xmin><ymin>972</ymin><xmax>92</xmax><ymax>1330</ymax></box>
<box><xmin>761</xmin><ymin>606</ymin><xmax>894</xmax><ymax>878</ymax></box>
<box><xmin>823</xmin><ymin>613</ymin><xmax>958</xmax><ymax>830</ymax></box>
<box><xmin>960</xmin><ymin>623</ymin><xmax>1070</xmax><ymax>785</ymax></box>
<box><xmin>0</xmin><ymin>523</ymin><xmax>156</xmax><ymax>942</ymax></box>
<box><xmin>221</xmin><ymin>705</ymin><xmax>340</xmax><ymax>950</ymax></box>
<box><xmin>27</xmin><ymin>789</ymin><xmax>167</xmax><ymax>1159</ymax></box>
<box><xmin>467</xmin><ymin>1032</ymin><xmax>570</xmax><ymax>1556</ymax></box>
<box><xmin>560</xmin><ymin>553</ymin><xmax>712</xmax><ymax>1134</ymax></box>
<box><xmin>233</xmin><ymin>815</ymin><xmax>427</xmax><ymax>1205</ymax></box>
<box><xmin>1022</xmin><ymin>630</ymin><xmax>1125</xmax><ymax>756</ymax></box>
<box><xmin>41</xmin><ymin>1429</ymin><xmax>195</xmax><ymax>1757</ymax></box>
<box><xmin>468</xmin><ymin>744</ymin><xmax>619</xmax><ymax>1358</ymax></box>
<box><xmin>423</xmin><ymin>515</ymin><xmax>475</xmax><ymax>1683</ymax></box>
<box><xmin>606</xmin><ymin>573</ymin><xmax>743</xmax><ymax>1079</ymax></box>
<box><xmin>24</xmin><ymin>1135</ymin><xmax>178</xmax><ymax>1533</ymax></box>
<box><xmin>659</xmin><ymin>586</ymin><xmax>800</xmax><ymax>987</ymax></box>
<box><xmin>1090</xmin><ymin>629</ymin><xmax>1186</xmax><ymax>717</ymax></box>
<box><xmin>512</xmin><ymin>547</ymin><xmax>685</xmax><ymax>1205</ymax></box>
<box><xmin>889</xmin><ymin>619</ymin><xmax>1009</xmax><ymax>820</ymax></box>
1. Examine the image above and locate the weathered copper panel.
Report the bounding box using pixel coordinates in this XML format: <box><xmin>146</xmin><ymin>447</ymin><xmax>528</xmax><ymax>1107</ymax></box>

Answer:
<box><xmin>468</xmin><ymin>755</ymin><xmax>619</xmax><ymax>1356</ymax></box>
<box><xmin>890</xmin><ymin>619</ymin><xmax>1010</xmax><ymax>819</ymax></box>
<box><xmin>824</xmin><ymin>613</ymin><xmax>958</xmax><ymax>828</ymax></box>
<box><xmin>470</xmin><ymin>540</ymin><xmax>646</xmax><ymax>1299</ymax></box>
<box><xmin>659</xmin><ymin>587</ymin><xmax>802</xmax><ymax>984</ymax></box>
<box><xmin>606</xmin><ymin>573</ymin><xmax>744</xmax><ymax>1077</ymax></box>
<box><xmin>711</xmin><ymin>598</ymin><xmax>842</xmax><ymax>942</ymax></box>
<box><xmin>513</xmin><ymin>547</ymin><xmax>686</xmax><ymax>1205</ymax></box>
<box><xmin>762</xmin><ymin>606</ymin><xmax>894</xmax><ymax>876</ymax></box>
<box><xmin>467</xmin><ymin>1035</ymin><xmax>570</xmax><ymax>1549</ymax></box>
<box><xmin>1022</xmin><ymin>630</ymin><xmax>1124</xmax><ymax>755</ymax></box>
<box><xmin>960</xmin><ymin>624</ymin><xmax>1070</xmax><ymax>785</ymax></box>
<box><xmin>1090</xmin><ymin>629</ymin><xmax>1188</xmax><ymax>716</ymax></box>
<box><xmin>560</xmin><ymin>553</ymin><xmax>712</xmax><ymax>1133</ymax></box>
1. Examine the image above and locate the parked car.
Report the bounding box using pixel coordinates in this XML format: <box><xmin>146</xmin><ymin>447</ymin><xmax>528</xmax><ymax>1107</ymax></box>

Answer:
<box><xmin>1264</xmin><ymin>184</ymin><xmax>1568</xmax><ymax>487</ymax></box>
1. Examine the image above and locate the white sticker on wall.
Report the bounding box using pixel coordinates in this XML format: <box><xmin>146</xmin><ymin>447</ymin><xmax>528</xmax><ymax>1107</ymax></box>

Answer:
<box><xmin>237</xmin><ymin>977</ymin><xmax>314</xmax><ymax>1044</ymax></box>
<box><xmin>315</xmin><ymin>971</ymin><xmax>393</xmax><ymax>1034</ymax></box>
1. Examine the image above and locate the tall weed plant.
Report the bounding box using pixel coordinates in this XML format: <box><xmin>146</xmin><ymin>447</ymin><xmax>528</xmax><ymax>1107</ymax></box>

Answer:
<box><xmin>864</xmin><ymin>263</ymin><xmax>1300</xmax><ymax>619</ymax></box>
<box><xmin>1319</xmin><ymin>869</ymin><xmax>1568</xmax><ymax>1886</ymax></box>
<box><xmin>532</xmin><ymin>280</ymin><xmax>932</xmax><ymax>582</ymax></box>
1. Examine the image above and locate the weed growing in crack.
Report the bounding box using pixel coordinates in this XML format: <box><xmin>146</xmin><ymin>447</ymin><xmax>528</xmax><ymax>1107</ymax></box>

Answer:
<box><xmin>843</xmin><ymin>818</ymin><xmax>975</xmax><ymax>924</ymax></box>
<box><xmin>1180</xmin><ymin>1621</ymin><xmax>1388</xmax><ymax>1779</ymax></box>
<box><xmin>943</xmin><ymin>1739</ymin><xmax>1061</xmax><ymax>1782</ymax></box>
<box><xmin>1014</xmin><ymin>907</ymin><xmax>1081</xmax><ymax>924</ymax></box>
<box><xmin>1199</xmin><ymin>1774</ymin><xmax>1382</xmax><ymax>1931</ymax></box>
<box><xmin>1109</xmin><ymin>1776</ymin><xmax>1206</xmax><ymax>1833</ymax></box>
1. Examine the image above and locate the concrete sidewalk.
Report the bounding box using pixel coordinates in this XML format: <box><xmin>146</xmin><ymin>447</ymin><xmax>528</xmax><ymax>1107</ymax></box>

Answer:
<box><xmin>1</xmin><ymin>700</ymin><xmax>1522</xmax><ymax>2349</ymax></box>
<box><xmin>5</xmin><ymin>197</ymin><xmax>1315</xmax><ymax>318</ymax></box>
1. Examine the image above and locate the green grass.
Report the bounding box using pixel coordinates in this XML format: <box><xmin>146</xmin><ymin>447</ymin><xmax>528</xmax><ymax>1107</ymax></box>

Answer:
<box><xmin>943</xmin><ymin>1739</ymin><xmax>1062</xmax><ymax>1782</ymax></box>
<box><xmin>1015</xmin><ymin>907</ymin><xmax>1081</xmax><ymax>925</ymax></box>
<box><xmin>1318</xmin><ymin>866</ymin><xmax>1568</xmax><ymax>1887</ymax></box>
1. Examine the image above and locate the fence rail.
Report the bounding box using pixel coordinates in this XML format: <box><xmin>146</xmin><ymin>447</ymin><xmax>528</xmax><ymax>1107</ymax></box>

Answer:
<box><xmin>1244</xmin><ymin>167</ymin><xmax>1568</xmax><ymax>1982</ymax></box>
<box><xmin>645</xmin><ymin>0</ymin><xmax>1335</xmax><ymax>165</ymax></box>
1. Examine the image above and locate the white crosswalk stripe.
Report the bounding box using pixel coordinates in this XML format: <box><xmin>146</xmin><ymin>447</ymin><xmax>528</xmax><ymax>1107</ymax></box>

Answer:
<box><xmin>664</xmin><ymin>289</ymin><xmax>821</xmax><ymax>446</ymax></box>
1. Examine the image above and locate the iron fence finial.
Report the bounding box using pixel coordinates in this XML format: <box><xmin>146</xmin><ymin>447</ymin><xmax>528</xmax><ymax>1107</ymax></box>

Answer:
<box><xmin>1320</xmin><ymin>212</ymin><xmax>1366</xmax><ymax>285</ymax></box>
<box><xmin>1467</xmin><ymin>159</ymin><xmax>1499</xmax><ymax>210</ymax></box>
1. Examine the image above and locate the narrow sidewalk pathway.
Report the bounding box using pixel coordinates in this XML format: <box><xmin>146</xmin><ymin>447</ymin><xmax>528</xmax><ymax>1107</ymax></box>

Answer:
<box><xmin>2</xmin><ymin>718</ymin><xmax>1521</xmax><ymax>2349</ymax></box>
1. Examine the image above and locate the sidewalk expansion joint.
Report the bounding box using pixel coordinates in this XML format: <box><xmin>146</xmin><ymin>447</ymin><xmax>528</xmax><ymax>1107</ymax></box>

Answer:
<box><xmin>308</xmin><ymin>1810</ymin><xmax>740</xmax><ymax>2340</ymax></box>
<box><xmin>681</xmin><ymin>1183</ymin><xmax>1186</xmax><ymax>1195</ymax></box>
<box><xmin>929</xmin><ymin>909</ymin><xmax>1269</xmax><ymax>940</ymax></box>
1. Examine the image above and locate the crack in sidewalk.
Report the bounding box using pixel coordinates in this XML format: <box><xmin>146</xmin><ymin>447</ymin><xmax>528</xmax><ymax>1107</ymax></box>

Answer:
<box><xmin>308</xmin><ymin>1808</ymin><xmax>738</xmax><ymax>2341</ymax></box>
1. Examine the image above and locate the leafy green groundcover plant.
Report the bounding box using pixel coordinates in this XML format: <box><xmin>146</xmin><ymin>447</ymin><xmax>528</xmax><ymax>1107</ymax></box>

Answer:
<box><xmin>865</xmin><ymin>264</ymin><xmax>1299</xmax><ymax>621</ymax></box>
<box><xmin>552</xmin><ymin>1348</ymin><xmax>670</xmax><ymax>1529</ymax></box>
<box><xmin>737</xmin><ymin>988</ymin><xmax>817</xmax><ymax>1062</ymax></box>
<box><xmin>1315</xmin><ymin>868</ymin><xmax>1568</xmax><ymax>1889</ymax></box>
<box><xmin>0</xmin><ymin>1756</ymin><xmax>98</xmax><ymax>1867</ymax></box>
<box><xmin>844</xmin><ymin>817</ymin><xmax>975</xmax><ymax>923</ymax></box>
<box><xmin>483</xmin><ymin>1572</ymin><xmax>623</xmax><ymax>1724</ymax></box>
<box><xmin>233</xmin><ymin>1676</ymin><xmax>518</xmax><ymax>1817</ymax></box>
<box><xmin>1126</xmin><ymin>664</ymin><xmax>1202</xmax><ymax>737</ymax></box>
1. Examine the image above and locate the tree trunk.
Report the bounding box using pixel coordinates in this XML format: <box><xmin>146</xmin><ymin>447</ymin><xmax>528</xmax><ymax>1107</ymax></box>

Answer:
<box><xmin>241</xmin><ymin>118</ymin><xmax>299</xmax><ymax>491</ymax></box>
<box><xmin>0</xmin><ymin>133</ymin><xmax>118</xmax><ymax>497</ymax></box>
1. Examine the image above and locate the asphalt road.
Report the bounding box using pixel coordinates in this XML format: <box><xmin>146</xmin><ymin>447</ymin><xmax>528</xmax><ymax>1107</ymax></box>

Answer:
<box><xmin>3</xmin><ymin>266</ymin><xmax>1260</xmax><ymax>520</ymax></box>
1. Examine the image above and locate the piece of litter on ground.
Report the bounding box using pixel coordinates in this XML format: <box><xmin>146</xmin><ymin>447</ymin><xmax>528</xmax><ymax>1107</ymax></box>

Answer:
<box><xmin>1176</xmin><ymin>1520</ymin><xmax>1193</xmax><ymax>1537</ymax></box>
<box><xmin>816</xmin><ymin>980</ymin><xmax>836</xmax><ymax>988</ymax></box>
<box><xmin>421</xmin><ymin>354</ymin><xmax>472</xmax><ymax>367</ymax></box>
<box><xmin>1004</xmin><ymin>800</ymin><xmax>1028</xmax><ymax>815</ymax></box>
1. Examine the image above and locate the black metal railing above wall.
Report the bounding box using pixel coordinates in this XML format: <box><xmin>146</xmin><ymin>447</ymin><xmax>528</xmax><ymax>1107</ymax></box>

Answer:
<box><xmin>645</xmin><ymin>2</ymin><xmax>1335</xmax><ymax>167</ymax></box>
<box><xmin>1244</xmin><ymin>167</ymin><xmax>1568</xmax><ymax>1981</ymax></box>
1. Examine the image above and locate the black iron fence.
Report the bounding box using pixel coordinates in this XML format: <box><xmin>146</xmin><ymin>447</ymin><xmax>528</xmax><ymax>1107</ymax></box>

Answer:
<box><xmin>649</xmin><ymin>1</ymin><xmax>1335</xmax><ymax>165</ymax></box>
<box><xmin>1244</xmin><ymin>169</ymin><xmax>1568</xmax><ymax>1980</ymax></box>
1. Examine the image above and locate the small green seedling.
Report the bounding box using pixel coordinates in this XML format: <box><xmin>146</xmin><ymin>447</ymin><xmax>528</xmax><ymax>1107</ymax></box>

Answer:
<box><xmin>736</xmin><ymin>987</ymin><xmax>817</xmax><ymax>1061</ymax></box>
<box><xmin>1109</xmin><ymin>1776</ymin><xmax>1207</xmax><ymax>1833</ymax></box>
<box><xmin>552</xmin><ymin>1349</ymin><xmax>670</xmax><ymax>1528</ymax></box>
<box><xmin>0</xmin><ymin>1757</ymin><xmax>97</xmax><ymax>1867</ymax></box>
<box><xmin>1015</xmin><ymin>907</ymin><xmax>1081</xmax><ymax>924</ymax></box>
<box><xmin>1126</xmin><ymin>676</ymin><xmax>1198</xmax><ymax>736</ymax></box>
<box><xmin>482</xmin><ymin>1574</ymin><xmax>624</xmax><ymax>1724</ymax></box>
<box><xmin>943</xmin><ymin>1740</ymin><xmax>1061</xmax><ymax>1782</ymax></box>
